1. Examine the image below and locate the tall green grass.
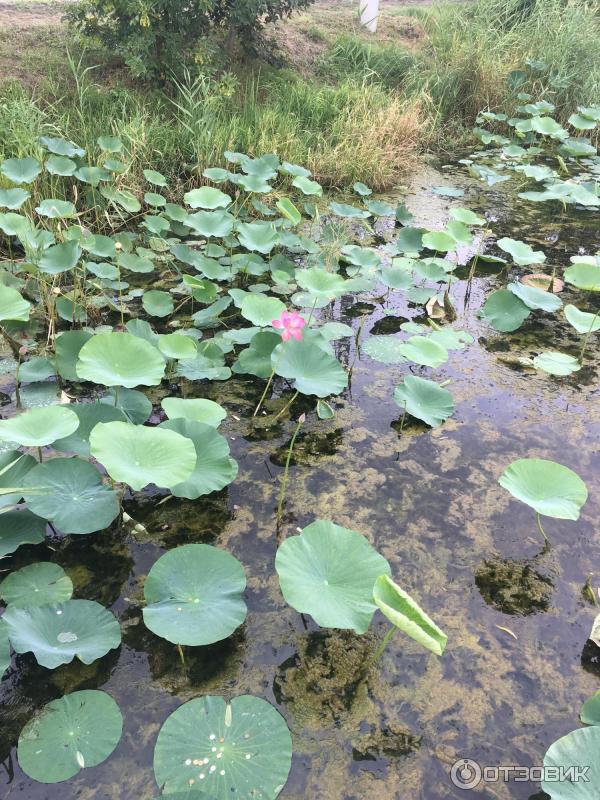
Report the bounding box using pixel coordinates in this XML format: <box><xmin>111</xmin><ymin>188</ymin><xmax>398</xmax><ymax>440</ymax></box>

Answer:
<box><xmin>0</xmin><ymin>58</ymin><xmax>422</xmax><ymax>196</ymax></box>
<box><xmin>410</xmin><ymin>0</ymin><xmax>600</xmax><ymax>128</ymax></box>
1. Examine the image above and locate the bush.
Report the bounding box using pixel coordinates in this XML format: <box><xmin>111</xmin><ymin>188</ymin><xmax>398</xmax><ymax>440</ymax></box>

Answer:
<box><xmin>67</xmin><ymin>0</ymin><xmax>315</xmax><ymax>80</ymax></box>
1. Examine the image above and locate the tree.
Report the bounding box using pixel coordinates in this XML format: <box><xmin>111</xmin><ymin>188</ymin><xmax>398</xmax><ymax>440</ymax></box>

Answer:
<box><xmin>67</xmin><ymin>0</ymin><xmax>315</xmax><ymax>80</ymax></box>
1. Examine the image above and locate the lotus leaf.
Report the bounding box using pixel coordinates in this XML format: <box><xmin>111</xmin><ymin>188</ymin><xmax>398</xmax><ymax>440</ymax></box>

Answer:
<box><xmin>0</xmin><ymin>562</ymin><xmax>73</xmax><ymax>608</ymax></box>
<box><xmin>162</xmin><ymin>398</ymin><xmax>226</xmax><ymax>428</ymax></box>
<box><xmin>76</xmin><ymin>332</ymin><xmax>165</xmax><ymax>387</ymax></box>
<box><xmin>0</xmin><ymin>509</ymin><xmax>47</xmax><ymax>557</ymax></box>
<box><xmin>143</xmin><ymin>544</ymin><xmax>246</xmax><ymax>645</ymax></box>
<box><xmin>272</xmin><ymin>337</ymin><xmax>348</xmax><ymax>397</ymax></box>
<box><xmin>499</xmin><ymin>458</ymin><xmax>587</xmax><ymax>519</ymax></box>
<box><xmin>373</xmin><ymin>575</ymin><xmax>447</xmax><ymax>656</ymax></box>
<box><xmin>542</xmin><ymin>727</ymin><xmax>600</xmax><ymax>799</ymax></box>
<box><xmin>90</xmin><ymin>421</ymin><xmax>197</xmax><ymax>491</ymax></box>
<box><xmin>0</xmin><ymin>406</ymin><xmax>79</xmax><ymax>447</ymax></box>
<box><xmin>18</xmin><ymin>690</ymin><xmax>123</xmax><ymax>783</ymax></box>
<box><xmin>275</xmin><ymin>519</ymin><xmax>391</xmax><ymax>633</ymax></box>
<box><xmin>153</xmin><ymin>695</ymin><xmax>292</xmax><ymax>799</ymax></box>
<box><xmin>3</xmin><ymin>599</ymin><xmax>121</xmax><ymax>668</ymax></box>
<box><xmin>23</xmin><ymin>457</ymin><xmax>120</xmax><ymax>534</ymax></box>
<box><xmin>480</xmin><ymin>289</ymin><xmax>531</xmax><ymax>332</ymax></box>
<box><xmin>393</xmin><ymin>376</ymin><xmax>454</xmax><ymax>427</ymax></box>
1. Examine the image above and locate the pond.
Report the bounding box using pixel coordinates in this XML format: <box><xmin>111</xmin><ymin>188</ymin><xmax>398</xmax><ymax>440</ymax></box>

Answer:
<box><xmin>0</xmin><ymin>139</ymin><xmax>599</xmax><ymax>800</ymax></box>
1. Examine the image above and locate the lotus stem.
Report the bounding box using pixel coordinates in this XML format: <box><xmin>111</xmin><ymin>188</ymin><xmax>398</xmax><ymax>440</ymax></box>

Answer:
<box><xmin>536</xmin><ymin>512</ymin><xmax>550</xmax><ymax>546</ymax></box>
<box><xmin>253</xmin><ymin>369</ymin><xmax>274</xmax><ymax>417</ymax></box>
<box><xmin>373</xmin><ymin>625</ymin><xmax>397</xmax><ymax>663</ymax></box>
<box><xmin>276</xmin><ymin>413</ymin><xmax>305</xmax><ymax>522</ymax></box>
<box><xmin>37</xmin><ymin>447</ymin><xmax>43</xmax><ymax>463</ymax></box>
<box><xmin>113</xmin><ymin>386</ymin><xmax>120</xmax><ymax>408</ymax></box>
<box><xmin>273</xmin><ymin>391</ymin><xmax>299</xmax><ymax>422</ymax></box>
<box><xmin>177</xmin><ymin>644</ymin><xmax>186</xmax><ymax>666</ymax></box>
<box><xmin>578</xmin><ymin>308</ymin><xmax>600</xmax><ymax>364</ymax></box>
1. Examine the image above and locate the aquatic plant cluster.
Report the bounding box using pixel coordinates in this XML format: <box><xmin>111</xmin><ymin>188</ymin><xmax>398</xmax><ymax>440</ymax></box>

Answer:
<box><xmin>0</xmin><ymin>86</ymin><xmax>598</xmax><ymax>796</ymax></box>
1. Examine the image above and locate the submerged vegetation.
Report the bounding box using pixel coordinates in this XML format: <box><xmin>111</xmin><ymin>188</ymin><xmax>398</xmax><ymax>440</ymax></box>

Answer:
<box><xmin>0</xmin><ymin>0</ymin><xmax>598</xmax><ymax>797</ymax></box>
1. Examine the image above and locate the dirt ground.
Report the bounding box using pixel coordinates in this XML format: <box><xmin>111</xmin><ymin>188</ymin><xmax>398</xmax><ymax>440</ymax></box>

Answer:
<box><xmin>0</xmin><ymin>1</ymin><xmax>67</xmax><ymax>28</ymax></box>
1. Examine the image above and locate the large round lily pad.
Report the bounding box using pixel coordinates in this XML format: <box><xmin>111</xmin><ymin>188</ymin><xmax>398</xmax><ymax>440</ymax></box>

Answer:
<box><xmin>542</xmin><ymin>726</ymin><xmax>600</xmax><ymax>799</ymax></box>
<box><xmin>23</xmin><ymin>458</ymin><xmax>120</xmax><ymax>534</ymax></box>
<box><xmin>76</xmin><ymin>332</ymin><xmax>166</xmax><ymax>388</ymax></box>
<box><xmin>143</xmin><ymin>544</ymin><xmax>246</xmax><ymax>646</ymax></box>
<box><xmin>0</xmin><ymin>562</ymin><xmax>73</xmax><ymax>608</ymax></box>
<box><xmin>0</xmin><ymin>406</ymin><xmax>80</xmax><ymax>447</ymax></box>
<box><xmin>53</xmin><ymin>403</ymin><xmax>128</xmax><ymax>456</ymax></box>
<box><xmin>162</xmin><ymin>398</ymin><xmax>226</xmax><ymax>428</ymax></box>
<box><xmin>159</xmin><ymin>419</ymin><xmax>238</xmax><ymax>499</ymax></box>
<box><xmin>18</xmin><ymin>690</ymin><xmax>123</xmax><ymax>783</ymax></box>
<box><xmin>153</xmin><ymin>695</ymin><xmax>292</xmax><ymax>799</ymax></box>
<box><xmin>3</xmin><ymin>599</ymin><xmax>121</xmax><ymax>668</ymax></box>
<box><xmin>0</xmin><ymin>509</ymin><xmax>47</xmax><ymax>557</ymax></box>
<box><xmin>272</xmin><ymin>338</ymin><xmax>348</xmax><ymax>398</ymax></box>
<box><xmin>394</xmin><ymin>376</ymin><xmax>454</xmax><ymax>427</ymax></box>
<box><xmin>498</xmin><ymin>458</ymin><xmax>588</xmax><ymax>520</ymax></box>
<box><xmin>90</xmin><ymin>422</ymin><xmax>197</xmax><ymax>491</ymax></box>
<box><xmin>480</xmin><ymin>289</ymin><xmax>531</xmax><ymax>332</ymax></box>
<box><xmin>275</xmin><ymin>519</ymin><xmax>391</xmax><ymax>634</ymax></box>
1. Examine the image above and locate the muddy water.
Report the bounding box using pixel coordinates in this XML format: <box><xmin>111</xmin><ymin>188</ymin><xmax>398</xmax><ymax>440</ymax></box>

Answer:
<box><xmin>1</xmin><ymin>157</ymin><xmax>599</xmax><ymax>800</ymax></box>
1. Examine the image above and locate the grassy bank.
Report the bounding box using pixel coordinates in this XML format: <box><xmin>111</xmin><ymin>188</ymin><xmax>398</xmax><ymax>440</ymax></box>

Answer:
<box><xmin>0</xmin><ymin>0</ymin><xmax>598</xmax><ymax>195</ymax></box>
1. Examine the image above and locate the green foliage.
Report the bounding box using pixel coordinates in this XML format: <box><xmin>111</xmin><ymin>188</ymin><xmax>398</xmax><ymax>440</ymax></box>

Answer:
<box><xmin>68</xmin><ymin>0</ymin><xmax>315</xmax><ymax>79</ymax></box>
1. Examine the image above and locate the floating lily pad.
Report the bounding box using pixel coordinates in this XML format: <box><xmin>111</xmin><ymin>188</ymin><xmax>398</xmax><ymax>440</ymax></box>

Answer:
<box><xmin>497</xmin><ymin>237</ymin><xmax>545</xmax><ymax>266</ymax></box>
<box><xmin>499</xmin><ymin>458</ymin><xmax>588</xmax><ymax>519</ymax></box>
<box><xmin>23</xmin><ymin>458</ymin><xmax>120</xmax><ymax>534</ymax></box>
<box><xmin>398</xmin><ymin>336</ymin><xmax>449</xmax><ymax>368</ymax></box>
<box><xmin>0</xmin><ymin>509</ymin><xmax>47</xmax><ymax>557</ymax></box>
<box><xmin>162</xmin><ymin>398</ymin><xmax>226</xmax><ymax>428</ymax></box>
<box><xmin>564</xmin><ymin>262</ymin><xmax>600</xmax><ymax>291</ymax></box>
<box><xmin>232</xmin><ymin>331</ymin><xmax>280</xmax><ymax>378</ymax></box>
<box><xmin>564</xmin><ymin>304</ymin><xmax>600</xmax><ymax>334</ymax></box>
<box><xmin>0</xmin><ymin>285</ymin><xmax>31</xmax><ymax>321</ymax></box>
<box><xmin>241</xmin><ymin>294</ymin><xmax>285</xmax><ymax>327</ymax></box>
<box><xmin>159</xmin><ymin>419</ymin><xmax>237</xmax><ymax>499</ymax></box>
<box><xmin>542</xmin><ymin>727</ymin><xmax>600</xmax><ymax>799</ymax></box>
<box><xmin>272</xmin><ymin>337</ymin><xmax>348</xmax><ymax>397</ymax></box>
<box><xmin>480</xmin><ymin>289</ymin><xmax>531</xmax><ymax>332</ymax></box>
<box><xmin>158</xmin><ymin>334</ymin><xmax>198</xmax><ymax>360</ymax></box>
<box><xmin>153</xmin><ymin>695</ymin><xmax>292</xmax><ymax>799</ymax></box>
<box><xmin>53</xmin><ymin>403</ymin><xmax>127</xmax><ymax>456</ymax></box>
<box><xmin>237</xmin><ymin>222</ymin><xmax>279</xmax><ymax>254</ymax></box>
<box><xmin>18</xmin><ymin>690</ymin><xmax>123</xmax><ymax>783</ymax></box>
<box><xmin>296</xmin><ymin>268</ymin><xmax>346</xmax><ymax>300</ymax></box>
<box><xmin>393</xmin><ymin>376</ymin><xmax>454</xmax><ymax>427</ymax></box>
<box><xmin>143</xmin><ymin>290</ymin><xmax>175</xmax><ymax>318</ymax></box>
<box><xmin>275</xmin><ymin>519</ymin><xmax>391</xmax><ymax>634</ymax></box>
<box><xmin>0</xmin><ymin>562</ymin><xmax>73</xmax><ymax>608</ymax></box>
<box><xmin>143</xmin><ymin>544</ymin><xmax>246</xmax><ymax>645</ymax></box>
<box><xmin>76</xmin><ymin>332</ymin><xmax>166</xmax><ymax>388</ymax></box>
<box><xmin>362</xmin><ymin>336</ymin><xmax>407</xmax><ymax>364</ymax></box>
<box><xmin>373</xmin><ymin>575</ymin><xmax>447</xmax><ymax>655</ymax></box>
<box><xmin>100</xmin><ymin>387</ymin><xmax>152</xmax><ymax>424</ymax></box>
<box><xmin>90</xmin><ymin>421</ymin><xmax>197</xmax><ymax>491</ymax></box>
<box><xmin>580</xmin><ymin>692</ymin><xmax>600</xmax><ymax>726</ymax></box>
<box><xmin>508</xmin><ymin>281</ymin><xmax>562</xmax><ymax>311</ymax></box>
<box><xmin>0</xmin><ymin>406</ymin><xmax>79</xmax><ymax>447</ymax></box>
<box><xmin>0</xmin><ymin>450</ymin><xmax>37</xmax><ymax>508</ymax></box>
<box><xmin>532</xmin><ymin>351</ymin><xmax>581</xmax><ymax>376</ymax></box>
<box><xmin>3</xmin><ymin>599</ymin><xmax>121</xmax><ymax>668</ymax></box>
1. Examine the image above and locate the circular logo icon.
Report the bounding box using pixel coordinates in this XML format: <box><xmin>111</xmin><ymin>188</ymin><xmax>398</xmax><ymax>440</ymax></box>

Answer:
<box><xmin>450</xmin><ymin>758</ymin><xmax>482</xmax><ymax>790</ymax></box>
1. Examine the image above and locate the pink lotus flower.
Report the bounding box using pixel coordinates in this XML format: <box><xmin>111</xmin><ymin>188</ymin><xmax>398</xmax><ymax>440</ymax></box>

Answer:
<box><xmin>272</xmin><ymin>310</ymin><xmax>306</xmax><ymax>342</ymax></box>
